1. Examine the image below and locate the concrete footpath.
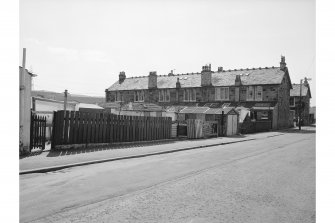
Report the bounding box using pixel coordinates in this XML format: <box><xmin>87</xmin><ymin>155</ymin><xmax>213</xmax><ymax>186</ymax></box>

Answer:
<box><xmin>20</xmin><ymin>130</ymin><xmax>290</xmax><ymax>175</ymax></box>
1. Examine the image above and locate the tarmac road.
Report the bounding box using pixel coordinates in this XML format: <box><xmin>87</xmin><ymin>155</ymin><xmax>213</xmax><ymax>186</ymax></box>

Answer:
<box><xmin>20</xmin><ymin>127</ymin><xmax>315</xmax><ymax>223</ymax></box>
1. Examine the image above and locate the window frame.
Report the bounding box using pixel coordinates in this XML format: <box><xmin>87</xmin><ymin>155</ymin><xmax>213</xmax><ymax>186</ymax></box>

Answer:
<box><xmin>255</xmin><ymin>86</ymin><xmax>263</xmax><ymax>101</ymax></box>
<box><xmin>134</xmin><ymin>90</ymin><xmax>144</xmax><ymax>102</ymax></box>
<box><xmin>116</xmin><ymin>91</ymin><xmax>123</xmax><ymax>102</ymax></box>
<box><xmin>158</xmin><ymin>89</ymin><xmax>170</xmax><ymax>102</ymax></box>
<box><xmin>289</xmin><ymin>97</ymin><xmax>295</xmax><ymax>107</ymax></box>
<box><xmin>215</xmin><ymin>87</ymin><xmax>229</xmax><ymax>101</ymax></box>
<box><xmin>183</xmin><ymin>88</ymin><xmax>196</xmax><ymax>102</ymax></box>
<box><xmin>246</xmin><ymin>86</ymin><xmax>255</xmax><ymax>101</ymax></box>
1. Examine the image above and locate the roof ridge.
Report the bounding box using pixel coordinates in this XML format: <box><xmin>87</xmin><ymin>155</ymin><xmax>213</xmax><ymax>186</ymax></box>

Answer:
<box><xmin>217</xmin><ymin>66</ymin><xmax>279</xmax><ymax>72</ymax></box>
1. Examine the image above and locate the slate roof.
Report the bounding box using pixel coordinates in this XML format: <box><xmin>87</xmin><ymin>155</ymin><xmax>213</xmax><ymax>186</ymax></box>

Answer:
<box><xmin>126</xmin><ymin>103</ymin><xmax>163</xmax><ymax>111</ymax></box>
<box><xmin>290</xmin><ymin>84</ymin><xmax>311</xmax><ymax>98</ymax></box>
<box><xmin>197</xmin><ymin>101</ymin><xmax>277</xmax><ymax>109</ymax></box>
<box><xmin>179</xmin><ymin>106</ymin><xmax>238</xmax><ymax>115</ymax></box>
<box><xmin>99</xmin><ymin>102</ymin><xmax>163</xmax><ymax>111</ymax></box>
<box><xmin>107</xmin><ymin>67</ymin><xmax>287</xmax><ymax>91</ymax></box>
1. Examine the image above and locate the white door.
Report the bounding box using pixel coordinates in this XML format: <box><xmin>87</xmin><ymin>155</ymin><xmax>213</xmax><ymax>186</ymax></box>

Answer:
<box><xmin>227</xmin><ymin>115</ymin><xmax>233</xmax><ymax>136</ymax></box>
<box><xmin>232</xmin><ymin>115</ymin><xmax>237</xmax><ymax>134</ymax></box>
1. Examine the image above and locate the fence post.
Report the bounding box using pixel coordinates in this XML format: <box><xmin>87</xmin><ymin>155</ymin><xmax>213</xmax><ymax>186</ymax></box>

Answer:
<box><xmin>64</xmin><ymin>111</ymin><xmax>69</xmax><ymax>144</ymax></box>
<box><xmin>29</xmin><ymin>113</ymin><xmax>34</xmax><ymax>151</ymax></box>
<box><xmin>51</xmin><ymin>111</ymin><xmax>57</xmax><ymax>149</ymax></box>
<box><xmin>42</xmin><ymin>116</ymin><xmax>46</xmax><ymax>150</ymax></box>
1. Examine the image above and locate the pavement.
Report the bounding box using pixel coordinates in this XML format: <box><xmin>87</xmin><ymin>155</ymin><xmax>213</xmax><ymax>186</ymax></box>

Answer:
<box><xmin>19</xmin><ymin>127</ymin><xmax>310</xmax><ymax>174</ymax></box>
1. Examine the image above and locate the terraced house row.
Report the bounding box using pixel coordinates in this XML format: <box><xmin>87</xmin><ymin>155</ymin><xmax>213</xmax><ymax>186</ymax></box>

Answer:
<box><xmin>105</xmin><ymin>56</ymin><xmax>293</xmax><ymax>129</ymax></box>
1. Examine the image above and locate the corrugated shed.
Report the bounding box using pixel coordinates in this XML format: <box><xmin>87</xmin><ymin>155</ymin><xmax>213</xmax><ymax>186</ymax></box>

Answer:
<box><xmin>179</xmin><ymin>107</ymin><xmax>210</xmax><ymax>114</ymax></box>
<box><xmin>107</xmin><ymin>67</ymin><xmax>286</xmax><ymax>91</ymax></box>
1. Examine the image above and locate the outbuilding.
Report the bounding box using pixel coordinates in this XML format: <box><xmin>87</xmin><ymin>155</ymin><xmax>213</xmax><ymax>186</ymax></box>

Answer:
<box><xmin>178</xmin><ymin>106</ymin><xmax>239</xmax><ymax>137</ymax></box>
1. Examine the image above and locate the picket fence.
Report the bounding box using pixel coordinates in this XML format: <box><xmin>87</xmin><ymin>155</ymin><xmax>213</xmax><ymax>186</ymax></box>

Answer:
<box><xmin>51</xmin><ymin>110</ymin><xmax>172</xmax><ymax>148</ymax></box>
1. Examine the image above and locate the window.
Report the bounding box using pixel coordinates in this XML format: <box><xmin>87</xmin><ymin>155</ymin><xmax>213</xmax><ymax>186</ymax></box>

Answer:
<box><xmin>116</xmin><ymin>92</ymin><xmax>123</xmax><ymax>102</ymax></box>
<box><xmin>134</xmin><ymin>90</ymin><xmax>144</xmax><ymax>102</ymax></box>
<box><xmin>183</xmin><ymin>89</ymin><xmax>196</xmax><ymax>102</ymax></box>
<box><xmin>289</xmin><ymin>97</ymin><xmax>295</xmax><ymax>106</ymax></box>
<box><xmin>255</xmin><ymin>86</ymin><xmax>263</xmax><ymax>101</ymax></box>
<box><xmin>215</xmin><ymin>87</ymin><xmax>229</xmax><ymax>101</ymax></box>
<box><xmin>158</xmin><ymin>89</ymin><xmax>170</xmax><ymax>102</ymax></box>
<box><xmin>247</xmin><ymin>86</ymin><xmax>254</xmax><ymax>101</ymax></box>
<box><xmin>256</xmin><ymin>111</ymin><xmax>269</xmax><ymax>120</ymax></box>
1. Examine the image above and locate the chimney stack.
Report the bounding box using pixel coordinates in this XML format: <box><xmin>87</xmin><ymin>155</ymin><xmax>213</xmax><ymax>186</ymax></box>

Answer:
<box><xmin>168</xmin><ymin>70</ymin><xmax>174</xmax><ymax>76</ymax></box>
<box><xmin>119</xmin><ymin>71</ymin><xmax>126</xmax><ymax>83</ymax></box>
<box><xmin>235</xmin><ymin>75</ymin><xmax>242</xmax><ymax>86</ymax></box>
<box><xmin>201</xmin><ymin>64</ymin><xmax>212</xmax><ymax>86</ymax></box>
<box><xmin>304</xmin><ymin>77</ymin><xmax>309</xmax><ymax>86</ymax></box>
<box><xmin>218</xmin><ymin>67</ymin><xmax>223</xmax><ymax>72</ymax></box>
<box><xmin>148</xmin><ymin>71</ymin><xmax>158</xmax><ymax>89</ymax></box>
<box><xmin>280</xmin><ymin>56</ymin><xmax>286</xmax><ymax>71</ymax></box>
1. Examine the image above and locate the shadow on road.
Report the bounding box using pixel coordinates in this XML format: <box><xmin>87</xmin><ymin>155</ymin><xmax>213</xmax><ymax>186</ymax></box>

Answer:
<box><xmin>19</xmin><ymin>150</ymin><xmax>45</xmax><ymax>160</ymax></box>
<box><xmin>45</xmin><ymin>140</ymin><xmax>180</xmax><ymax>157</ymax></box>
<box><xmin>277</xmin><ymin>127</ymin><xmax>316</xmax><ymax>134</ymax></box>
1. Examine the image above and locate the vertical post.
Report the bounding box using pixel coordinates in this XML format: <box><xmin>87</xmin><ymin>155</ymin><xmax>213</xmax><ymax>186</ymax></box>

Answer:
<box><xmin>299</xmin><ymin>79</ymin><xmax>302</xmax><ymax>130</ymax></box>
<box><xmin>20</xmin><ymin>48</ymin><xmax>32</xmax><ymax>153</ymax></box>
<box><xmin>64</xmin><ymin>89</ymin><xmax>68</xmax><ymax>111</ymax></box>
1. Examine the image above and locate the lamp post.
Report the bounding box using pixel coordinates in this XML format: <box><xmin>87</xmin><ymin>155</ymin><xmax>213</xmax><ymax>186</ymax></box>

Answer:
<box><xmin>299</xmin><ymin>77</ymin><xmax>312</xmax><ymax>130</ymax></box>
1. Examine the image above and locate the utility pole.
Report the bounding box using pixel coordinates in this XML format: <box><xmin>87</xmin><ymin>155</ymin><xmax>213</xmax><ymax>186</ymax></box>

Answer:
<box><xmin>64</xmin><ymin>89</ymin><xmax>68</xmax><ymax>111</ymax></box>
<box><xmin>19</xmin><ymin>48</ymin><xmax>27</xmax><ymax>152</ymax></box>
<box><xmin>299</xmin><ymin>77</ymin><xmax>312</xmax><ymax>130</ymax></box>
<box><xmin>299</xmin><ymin>79</ymin><xmax>303</xmax><ymax>130</ymax></box>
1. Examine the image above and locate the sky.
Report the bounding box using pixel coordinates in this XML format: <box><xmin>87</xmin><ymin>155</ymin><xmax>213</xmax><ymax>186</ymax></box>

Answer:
<box><xmin>20</xmin><ymin>0</ymin><xmax>315</xmax><ymax>106</ymax></box>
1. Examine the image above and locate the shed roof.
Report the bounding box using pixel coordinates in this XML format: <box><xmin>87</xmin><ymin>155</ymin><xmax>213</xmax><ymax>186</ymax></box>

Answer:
<box><xmin>108</xmin><ymin>67</ymin><xmax>288</xmax><ymax>91</ymax></box>
<box><xmin>179</xmin><ymin>106</ymin><xmax>238</xmax><ymax>115</ymax></box>
<box><xmin>179</xmin><ymin>107</ymin><xmax>209</xmax><ymax>114</ymax></box>
<box><xmin>76</xmin><ymin>103</ymin><xmax>104</xmax><ymax>109</ymax></box>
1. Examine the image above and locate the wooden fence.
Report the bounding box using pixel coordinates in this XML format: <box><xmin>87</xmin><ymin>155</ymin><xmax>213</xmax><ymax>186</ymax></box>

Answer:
<box><xmin>51</xmin><ymin>110</ymin><xmax>172</xmax><ymax>148</ymax></box>
<box><xmin>30</xmin><ymin>113</ymin><xmax>46</xmax><ymax>151</ymax></box>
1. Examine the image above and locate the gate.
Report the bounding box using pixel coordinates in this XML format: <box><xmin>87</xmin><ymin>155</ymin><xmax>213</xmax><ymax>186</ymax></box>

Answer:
<box><xmin>30</xmin><ymin>112</ymin><xmax>47</xmax><ymax>151</ymax></box>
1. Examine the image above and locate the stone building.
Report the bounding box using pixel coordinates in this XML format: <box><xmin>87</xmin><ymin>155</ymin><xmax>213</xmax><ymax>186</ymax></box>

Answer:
<box><xmin>289</xmin><ymin>79</ymin><xmax>312</xmax><ymax>125</ymax></box>
<box><xmin>106</xmin><ymin>56</ymin><xmax>293</xmax><ymax>129</ymax></box>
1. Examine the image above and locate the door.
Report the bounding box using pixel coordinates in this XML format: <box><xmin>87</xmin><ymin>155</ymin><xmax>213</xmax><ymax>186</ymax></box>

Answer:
<box><xmin>232</xmin><ymin>115</ymin><xmax>238</xmax><ymax>134</ymax></box>
<box><xmin>227</xmin><ymin>115</ymin><xmax>233</xmax><ymax>136</ymax></box>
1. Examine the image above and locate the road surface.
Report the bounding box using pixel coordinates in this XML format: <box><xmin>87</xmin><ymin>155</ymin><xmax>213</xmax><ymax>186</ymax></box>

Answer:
<box><xmin>20</xmin><ymin>128</ymin><xmax>315</xmax><ymax>223</ymax></box>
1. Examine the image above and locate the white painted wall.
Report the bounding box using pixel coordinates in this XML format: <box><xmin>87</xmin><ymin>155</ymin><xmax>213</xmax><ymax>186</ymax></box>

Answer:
<box><xmin>19</xmin><ymin>66</ymin><xmax>32</xmax><ymax>152</ymax></box>
<box><xmin>35</xmin><ymin>99</ymin><xmax>76</xmax><ymax>112</ymax></box>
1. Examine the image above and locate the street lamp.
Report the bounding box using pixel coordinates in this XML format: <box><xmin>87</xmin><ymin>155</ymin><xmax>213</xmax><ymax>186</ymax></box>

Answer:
<box><xmin>299</xmin><ymin>77</ymin><xmax>312</xmax><ymax>130</ymax></box>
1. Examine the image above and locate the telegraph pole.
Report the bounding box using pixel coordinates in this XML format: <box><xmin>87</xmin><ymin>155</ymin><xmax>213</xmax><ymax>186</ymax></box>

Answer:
<box><xmin>64</xmin><ymin>89</ymin><xmax>68</xmax><ymax>111</ymax></box>
<box><xmin>299</xmin><ymin>77</ymin><xmax>312</xmax><ymax>130</ymax></box>
<box><xmin>299</xmin><ymin>79</ymin><xmax>303</xmax><ymax>130</ymax></box>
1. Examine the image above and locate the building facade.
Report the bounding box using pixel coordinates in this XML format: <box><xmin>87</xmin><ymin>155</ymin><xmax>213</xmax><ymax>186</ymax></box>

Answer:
<box><xmin>289</xmin><ymin>80</ymin><xmax>312</xmax><ymax>125</ymax></box>
<box><xmin>106</xmin><ymin>56</ymin><xmax>293</xmax><ymax>129</ymax></box>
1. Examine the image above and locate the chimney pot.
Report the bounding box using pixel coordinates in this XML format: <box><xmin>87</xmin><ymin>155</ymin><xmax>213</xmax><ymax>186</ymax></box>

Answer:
<box><xmin>280</xmin><ymin>55</ymin><xmax>287</xmax><ymax>70</ymax></box>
